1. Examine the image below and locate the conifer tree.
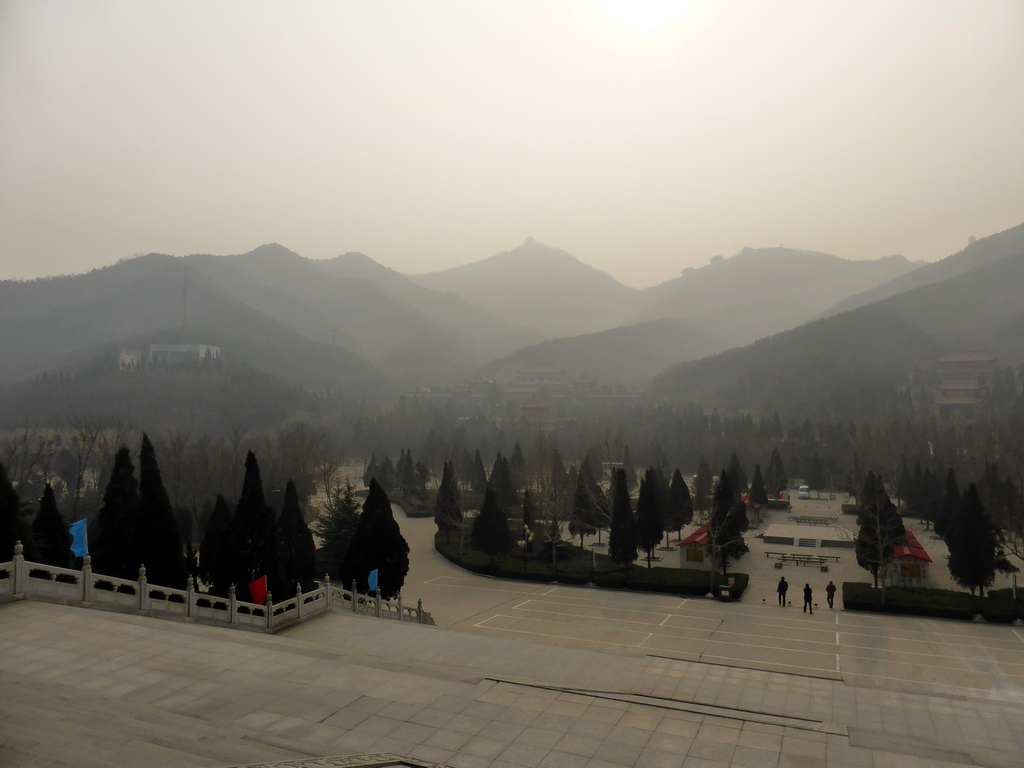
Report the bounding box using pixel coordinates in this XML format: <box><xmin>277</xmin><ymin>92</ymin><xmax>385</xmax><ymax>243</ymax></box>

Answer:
<box><xmin>312</xmin><ymin>479</ymin><xmax>360</xmax><ymax>579</ymax></box>
<box><xmin>469</xmin><ymin>449</ymin><xmax>488</xmax><ymax>498</ymax></box>
<box><xmin>935</xmin><ymin>468</ymin><xmax>959</xmax><ymax>539</ymax></box>
<box><xmin>0</xmin><ymin>462</ymin><xmax>37</xmax><ymax>561</ymax></box>
<box><xmin>472</xmin><ymin>487</ymin><xmax>513</xmax><ymax>569</ymax></box>
<box><xmin>807</xmin><ymin>452</ymin><xmax>826</xmax><ymax>497</ymax></box>
<box><xmin>92</xmin><ymin>446</ymin><xmax>138</xmax><ymax>579</ymax></box>
<box><xmin>706</xmin><ymin>470</ymin><xmax>749</xmax><ymax>584</ymax></box>
<box><xmin>489</xmin><ymin>452</ymin><xmax>516</xmax><ymax>509</ymax></box>
<box><xmin>727</xmin><ymin>453</ymin><xmax>747</xmax><ymax>494</ymax></box>
<box><xmin>764</xmin><ymin>447</ymin><xmax>788</xmax><ymax>498</ymax></box>
<box><xmin>622</xmin><ymin>446</ymin><xmax>637</xmax><ymax>492</ymax></box>
<box><xmin>226</xmin><ymin>451</ymin><xmax>281</xmax><ymax>602</ymax></box>
<box><xmin>32</xmin><ymin>483</ymin><xmax>72</xmax><ymax>568</ymax></box>
<box><xmin>200</xmin><ymin>494</ymin><xmax>233</xmax><ymax>594</ymax></box>
<box><xmin>749</xmin><ymin>464</ymin><xmax>769</xmax><ymax>524</ymax></box>
<box><xmin>277</xmin><ymin>479</ymin><xmax>317</xmax><ymax>596</ymax></box>
<box><xmin>635</xmin><ymin>468</ymin><xmax>663</xmax><ymax>568</ymax></box>
<box><xmin>855</xmin><ymin>471</ymin><xmax>905</xmax><ymax>599</ymax></box>
<box><xmin>608</xmin><ymin>469</ymin><xmax>637</xmax><ymax>567</ymax></box>
<box><xmin>509</xmin><ymin>443</ymin><xmax>526</xmax><ymax>491</ymax></box>
<box><xmin>694</xmin><ymin>456</ymin><xmax>712</xmax><ymax>517</ymax></box>
<box><xmin>362</xmin><ymin>455</ymin><xmax>379</xmax><ymax>489</ymax></box>
<box><xmin>433</xmin><ymin>459</ymin><xmax>462</xmax><ymax>544</ymax></box>
<box><xmin>340</xmin><ymin>478</ymin><xmax>409</xmax><ymax>599</ymax></box>
<box><xmin>946</xmin><ymin>483</ymin><xmax>1015</xmax><ymax>598</ymax></box>
<box><xmin>131</xmin><ymin>434</ymin><xmax>187</xmax><ymax>589</ymax></box>
<box><xmin>665</xmin><ymin>468</ymin><xmax>694</xmax><ymax>541</ymax></box>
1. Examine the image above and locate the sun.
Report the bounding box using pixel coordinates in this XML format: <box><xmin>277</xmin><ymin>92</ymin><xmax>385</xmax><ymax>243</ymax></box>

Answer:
<box><xmin>601</xmin><ymin>0</ymin><xmax>690</xmax><ymax>33</ymax></box>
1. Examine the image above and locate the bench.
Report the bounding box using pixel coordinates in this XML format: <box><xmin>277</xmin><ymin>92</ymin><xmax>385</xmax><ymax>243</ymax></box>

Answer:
<box><xmin>773</xmin><ymin>553</ymin><xmax>841</xmax><ymax>572</ymax></box>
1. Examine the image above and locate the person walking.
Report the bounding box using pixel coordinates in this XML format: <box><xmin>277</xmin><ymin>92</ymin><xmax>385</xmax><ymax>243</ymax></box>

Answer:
<box><xmin>825</xmin><ymin>580</ymin><xmax>836</xmax><ymax>609</ymax></box>
<box><xmin>777</xmin><ymin>576</ymin><xmax>788</xmax><ymax>606</ymax></box>
<box><xmin>803</xmin><ymin>583</ymin><xmax>813</xmax><ymax>614</ymax></box>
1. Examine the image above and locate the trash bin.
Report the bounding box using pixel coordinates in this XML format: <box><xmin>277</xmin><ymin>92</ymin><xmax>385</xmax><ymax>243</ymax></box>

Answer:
<box><xmin>717</xmin><ymin>585</ymin><xmax>732</xmax><ymax>601</ymax></box>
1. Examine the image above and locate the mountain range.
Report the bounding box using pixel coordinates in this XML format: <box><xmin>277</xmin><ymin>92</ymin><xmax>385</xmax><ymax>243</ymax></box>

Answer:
<box><xmin>2</xmin><ymin>220</ymin><xmax>1022</xmax><ymax>425</ymax></box>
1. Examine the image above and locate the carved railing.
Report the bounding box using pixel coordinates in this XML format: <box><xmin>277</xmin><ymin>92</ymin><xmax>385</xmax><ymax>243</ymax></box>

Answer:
<box><xmin>0</xmin><ymin>541</ymin><xmax>431</xmax><ymax>631</ymax></box>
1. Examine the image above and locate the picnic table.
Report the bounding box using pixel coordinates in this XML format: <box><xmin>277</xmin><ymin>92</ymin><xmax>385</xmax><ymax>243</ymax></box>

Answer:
<box><xmin>765</xmin><ymin>551</ymin><xmax>841</xmax><ymax>571</ymax></box>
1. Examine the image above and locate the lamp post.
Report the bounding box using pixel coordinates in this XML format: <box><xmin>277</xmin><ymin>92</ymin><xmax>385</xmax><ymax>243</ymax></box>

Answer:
<box><xmin>517</xmin><ymin>524</ymin><xmax>534</xmax><ymax>571</ymax></box>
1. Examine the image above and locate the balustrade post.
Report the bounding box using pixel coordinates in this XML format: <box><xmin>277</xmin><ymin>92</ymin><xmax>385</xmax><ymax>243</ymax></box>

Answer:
<box><xmin>323</xmin><ymin>573</ymin><xmax>332</xmax><ymax>609</ymax></box>
<box><xmin>351</xmin><ymin>581</ymin><xmax>357</xmax><ymax>613</ymax></box>
<box><xmin>82</xmin><ymin>556</ymin><xmax>93</xmax><ymax>602</ymax></box>
<box><xmin>266</xmin><ymin>591</ymin><xmax>274</xmax><ymax>631</ymax></box>
<box><xmin>13</xmin><ymin>541</ymin><xmax>25</xmax><ymax>595</ymax></box>
<box><xmin>417</xmin><ymin>599</ymin><xmax>423</xmax><ymax>624</ymax></box>
<box><xmin>295</xmin><ymin>582</ymin><xmax>303</xmax><ymax>619</ymax></box>
<box><xmin>375</xmin><ymin>590</ymin><xmax>381</xmax><ymax>618</ymax></box>
<box><xmin>138</xmin><ymin>565</ymin><xmax>148</xmax><ymax>611</ymax></box>
<box><xmin>397</xmin><ymin>594</ymin><xmax>403</xmax><ymax>621</ymax></box>
<box><xmin>229</xmin><ymin>584</ymin><xmax>237</xmax><ymax>624</ymax></box>
<box><xmin>187</xmin><ymin>578</ymin><xmax>196</xmax><ymax>618</ymax></box>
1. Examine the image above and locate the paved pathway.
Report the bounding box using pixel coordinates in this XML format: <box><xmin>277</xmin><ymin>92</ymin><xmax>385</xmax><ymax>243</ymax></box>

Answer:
<box><xmin>2</xmin><ymin>506</ymin><xmax>1024</xmax><ymax>767</ymax></box>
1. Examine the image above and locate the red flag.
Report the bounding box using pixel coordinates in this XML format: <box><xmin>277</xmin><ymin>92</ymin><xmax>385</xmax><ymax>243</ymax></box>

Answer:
<box><xmin>249</xmin><ymin>575</ymin><xmax>268</xmax><ymax>605</ymax></box>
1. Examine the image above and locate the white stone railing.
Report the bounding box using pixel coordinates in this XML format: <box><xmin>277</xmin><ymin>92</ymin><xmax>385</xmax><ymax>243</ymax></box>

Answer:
<box><xmin>0</xmin><ymin>541</ymin><xmax>430</xmax><ymax>632</ymax></box>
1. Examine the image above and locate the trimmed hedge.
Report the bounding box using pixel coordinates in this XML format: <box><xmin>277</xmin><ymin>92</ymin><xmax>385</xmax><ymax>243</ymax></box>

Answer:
<box><xmin>842</xmin><ymin>582</ymin><xmax>1024</xmax><ymax>623</ymax></box>
<box><xmin>435</xmin><ymin>534</ymin><xmax>749</xmax><ymax>599</ymax></box>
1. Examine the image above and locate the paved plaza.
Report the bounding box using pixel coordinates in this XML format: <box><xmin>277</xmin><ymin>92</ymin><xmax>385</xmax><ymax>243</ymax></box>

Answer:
<box><xmin>3</xmin><ymin>500</ymin><xmax>1024</xmax><ymax>767</ymax></box>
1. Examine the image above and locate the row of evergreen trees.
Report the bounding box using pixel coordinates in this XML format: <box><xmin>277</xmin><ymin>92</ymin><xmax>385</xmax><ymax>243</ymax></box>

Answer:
<box><xmin>1</xmin><ymin>439</ymin><xmax>410</xmax><ymax>604</ymax></box>
<box><xmin>857</xmin><ymin>469</ymin><xmax>1017</xmax><ymax>601</ymax></box>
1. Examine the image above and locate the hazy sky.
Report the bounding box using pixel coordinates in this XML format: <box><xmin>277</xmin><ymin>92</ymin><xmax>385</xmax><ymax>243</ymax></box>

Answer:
<box><xmin>2</xmin><ymin>1</ymin><xmax>1022</xmax><ymax>289</ymax></box>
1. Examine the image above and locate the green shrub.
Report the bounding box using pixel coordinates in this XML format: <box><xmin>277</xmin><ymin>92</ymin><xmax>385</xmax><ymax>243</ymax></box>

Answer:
<box><xmin>842</xmin><ymin>582</ymin><xmax>1023</xmax><ymax>623</ymax></box>
<box><xmin>435</xmin><ymin>532</ymin><xmax>748</xmax><ymax>598</ymax></box>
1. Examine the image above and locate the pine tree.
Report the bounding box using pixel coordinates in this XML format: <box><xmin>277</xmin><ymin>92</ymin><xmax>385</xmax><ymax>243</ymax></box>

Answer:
<box><xmin>608</xmin><ymin>469</ymin><xmax>637</xmax><ymax>567</ymax></box>
<box><xmin>855</xmin><ymin>471</ymin><xmax>905</xmax><ymax>599</ymax></box>
<box><xmin>509</xmin><ymin>443</ymin><xmax>526</xmax><ymax>491</ymax></box>
<box><xmin>749</xmin><ymin>464</ymin><xmax>769</xmax><ymax>524</ymax></box>
<box><xmin>946</xmin><ymin>483</ymin><xmax>1015</xmax><ymax>598</ymax></box>
<box><xmin>92</xmin><ymin>446</ymin><xmax>138</xmax><ymax>579</ymax></box>
<box><xmin>727</xmin><ymin>453</ymin><xmax>747</xmax><ymax>494</ymax></box>
<box><xmin>706</xmin><ymin>470</ymin><xmax>749</xmax><ymax>584</ymax></box>
<box><xmin>665</xmin><ymin>468</ymin><xmax>694</xmax><ymax>540</ymax></box>
<box><xmin>764</xmin><ymin>447</ymin><xmax>788</xmax><ymax>498</ymax></box>
<box><xmin>363</xmin><ymin>455</ymin><xmax>379</xmax><ymax>489</ymax></box>
<box><xmin>277</xmin><ymin>480</ymin><xmax>317</xmax><ymax>597</ymax></box>
<box><xmin>807</xmin><ymin>452</ymin><xmax>826</xmax><ymax>497</ymax></box>
<box><xmin>199</xmin><ymin>494</ymin><xmax>233</xmax><ymax>594</ymax></box>
<box><xmin>935</xmin><ymin>468</ymin><xmax>959</xmax><ymax>538</ymax></box>
<box><xmin>131</xmin><ymin>434</ymin><xmax>187</xmax><ymax>589</ymax></box>
<box><xmin>694</xmin><ymin>456</ymin><xmax>712</xmax><ymax>517</ymax></box>
<box><xmin>32</xmin><ymin>483</ymin><xmax>72</xmax><ymax>568</ymax></box>
<box><xmin>340</xmin><ymin>478</ymin><xmax>409</xmax><ymax>599</ymax></box>
<box><xmin>472</xmin><ymin>487</ymin><xmax>513</xmax><ymax>569</ymax></box>
<box><xmin>226</xmin><ymin>451</ymin><xmax>281</xmax><ymax>602</ymax></box>
<box><xmin>433</xmin><ymin>459</ymin><xmax>462</xmax><ymax>544</ymax></box>
<box><xmin>635</xmin><ymin>468</ymin><xmax>663</xmax><ymax>568</ymax></box>
<box><xmin>489</xmin><ymin>452</ymin><xmax>516</xmax><ymax>509</ymax></box>
<box><xmin>622</xmin><ymin>446</ymin><xmax>637</xmax><ymax>492</ymax></box>
<box><xmin>469</xmin><ymin>449</ymin><xmax>488</xmax><ymax>499</ymax></box>
<box><xmin>311</xmin><ymin>479</ymin><xmax>360</xmax><ymax>579</ymax></box>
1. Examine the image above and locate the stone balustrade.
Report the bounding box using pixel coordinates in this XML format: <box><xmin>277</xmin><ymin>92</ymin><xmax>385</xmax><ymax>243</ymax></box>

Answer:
<box><xmin>0</xmin><ymin>541</ymin><xmax>430</xmax><ymax>632</ymax></box>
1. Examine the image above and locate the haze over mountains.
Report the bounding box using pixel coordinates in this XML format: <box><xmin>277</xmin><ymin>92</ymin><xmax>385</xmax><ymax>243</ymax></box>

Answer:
<box><xmin>1</xmin><ymin>221</ymin><xmax>1022</xmax><ymax>426</ymax></box>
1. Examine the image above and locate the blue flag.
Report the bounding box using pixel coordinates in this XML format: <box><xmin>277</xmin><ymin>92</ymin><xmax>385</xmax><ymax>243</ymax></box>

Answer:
<box><xmin>367</xmin><ymin>568</ymin><xmax>379</xmax><ymax>593</ymax></box>
<box><xmin>69</xmin><ymin>519</ymin><xmax>88</xmax><ymax>557</ymax></box>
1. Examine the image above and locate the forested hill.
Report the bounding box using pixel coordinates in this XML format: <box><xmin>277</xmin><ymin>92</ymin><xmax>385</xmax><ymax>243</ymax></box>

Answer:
<box><xmin>478</xmin><ymin>318</ymin><xmax>727</xmax><ymax>386</ymax></box>
<box><xmin>632</xmin><ymin>247</ymin><xmax>918</xmax><ymax>350</ymax></box>
<box><xmin>651</xmin><ymin>242</ymin><xmax>1024</xmax><ymax>419</ymax></box>
<box><xmin>0</xmin><ymin>253</ymin><xmax>392</xmax><ymax>398</ymax></box>
<box><xmin>410</xmin><ymin>238</ymin><xmax>641</xmax><ymax>337</ymax></box>
<box><xmin>825</xmin><ymin>221</ymin><xmax>1024</xmax><ymax>316</ymax></box>
<box><xmin>650</xmin><ymin>309</ymin><xmax>941</xmax><ymax>420</ymax></box>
